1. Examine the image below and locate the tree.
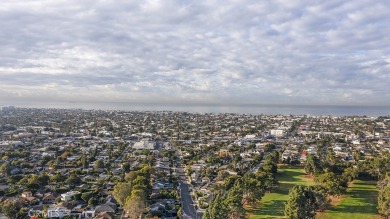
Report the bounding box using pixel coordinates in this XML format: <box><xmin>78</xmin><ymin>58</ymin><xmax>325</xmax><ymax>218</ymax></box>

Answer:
<box><xmin>38</xmin><ymin>173</ymin><xmax>50</xmax><ymax>186</ymax></box>
<box><xmin>88</xmin><ymin>197</ymin><xmax>98</xmax><ymax>206</ymax></box>
<box><xmin>0</xmin><ymin>201</ymin><xmax>20</xmax><ymax>219</ymax></box>
<box><xmin>224</xmin><ymin>175</ymin><xmax>241</xmax><ymax>191</ymax></box>
<box><xmin>81</xmin><ymin>192</ymin><xmax>94</xmax><ymax>203</ymax></box>
<box><xmin>264</xmin><ymin>143</ymin><xmax>276</xmax><ymax>153</ymax></box>
<box><xmin>177</xmin><ymin>208</ymin><xmax>183</xmax><ymax>218</ymax></box>
<box><xmin>325</xmin><ymin>148</ymin><xmax>338</xmax><ymax>167</ymax></box>
<box><xmin>0</xmin><ymin>162</ymin><xmax>11</xmax><ymax>176</ymax></box>
<box><xmin>256</xmin><ymin>170</ymin><xmax>278</xmax><ymax>190</ymax></box>
<box><xmin>50</xmin><ymin>173</ymin><xmax>66</xmax><ymax>183</ymax></box>
<box><xmin>242</xmin><ymin>173</ymin><xmax>265</xmax><ymax>205</ymax></box>
<box><xmin>41</xmin><ymin>155</ymin><xmax>52</xmax><ymax>165</ymax></box>
<box><xmin>284</xmin><ymin>186</ymin><xmax>317</xmax><ymax>219</ymax></box>
<box><xmin>203</xmin><ymin>192</ymin><xmax>229</xmax><ymax>219</ymax></box>
<box><xmin>112</xmin><ymin>182</ymin><xmax>132</xmax><ymax>206</ymax></box>
<box><xmin>225</xmin><ymin>180</ymin><xmax>246</xmax><ymax>219</ymax></box>
<box><xmin>312</xmin><ymin>186</ymin><xmax>330</xmax><ymax>212</ymax></box>
<box><xmin>342</xmin><ymin>167</ymin><xmax>357</xmax><ymax>183</ymax></box>
<box><xmin>65</xmin><ymin>174</ymin><xmax>81</xmax><ymax>187</ymax></box>
<box><xmin>304</xmin><ymin>154</ymin><xmax>322</xmax><ymax>176</ymax></box>
<box><xmin>94</xmin><ymin>159</ymin><xmax>104</xmax><ymax>169</ymax></box>
<box><xmin>124</xmin><ymin>189</ymin><xmax>146</xmax><ymax>219</ymax></box>
<box><xmin>122</xmin><ymin>163</ymin><xmax>131</xmax><ymax>173</ymax></box>
<box><xmin>315</xmin><ymin>170</ymin><xmax>348</xmax><ymax>196</ymax></box>
<box><xmin>378</xmin><ymin>178</ymin><xmax>390</xmax><ymax>218</ymax></box>
<box><xmin>125</xmin><ymin>171</ymin><xmax>138</xmax><ymax>182</ymax></box>
<box><xmin>80</xmin><ymin>155</ymin><xmax>89</xmax><ymax>168</ymax></box>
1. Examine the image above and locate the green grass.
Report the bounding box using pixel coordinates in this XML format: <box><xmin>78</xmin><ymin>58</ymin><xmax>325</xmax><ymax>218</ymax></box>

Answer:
<box><xmin>249</xmin><ymin>166</ymin><xmax>315</xmax><ymax>219</ymax></box>
<box><xmin>248</xmin><ymin>166</ymin><xmax>379</xmax><ymax>219</ymax></box>
<box><xmin>318</xmin><ymin>180</ymin><xmax>379</xmax><ymax>219</ymax></box>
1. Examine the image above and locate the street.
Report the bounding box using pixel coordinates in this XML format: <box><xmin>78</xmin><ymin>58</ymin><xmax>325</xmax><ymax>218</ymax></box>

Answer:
<box><xmin>176</xmin><ymin>159</ymin><xmax>201</xmax><ymax>219</ymax></box>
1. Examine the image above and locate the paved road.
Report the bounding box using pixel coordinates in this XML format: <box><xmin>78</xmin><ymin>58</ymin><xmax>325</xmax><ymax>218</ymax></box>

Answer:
<box><xmin>176</xmin><ymin>162</ymin><xmax>200</xmax><ymax>219</ymax></box>
<box><xmin>180</xmin><ymin>181</ymin><xmax>199</xmax><ymax>219</ymax></box>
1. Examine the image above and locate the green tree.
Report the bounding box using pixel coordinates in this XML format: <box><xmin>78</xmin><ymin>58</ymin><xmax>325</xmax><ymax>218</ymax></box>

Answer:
<box><xmin>124</xmin><ymin>171</ymin><xmax>138</xmax><ymax>182</ymax></box>
<box><xmin>224</xmin><ymin>175</ymin><xmax>241</xmax><ymax>191</ymax></box>
<box><xmin>65</xmin><ymin>174</ymin><xmax>81</xmax><ymax>187</ymax></box>
<box><xmin>315</xmin><ymin>170</ymin><xmax>348</xmax><ymax>196</ymax></box>
<box><xmin>0</xmin><ymin>162</ymin><xmax>11</xmax><ymax>176</ymax></box>
<box><xmin>264</xmin><ymin>143</ymin><xmax>276</xmax><ymax>153</ymax></box>
<box><xmin>304</xmin><ymin>154</ymin><xmax>322</xmax><ymax>176</ymax></box>
<box><xmin>80</xmin><ymin>156</ymin><xmax>89</xmax><ymax>168</ymax></box>
<box><xmin>342</xmin><ymin>167</ymin><xmax>357</xmax><ymax>183</ymax></box>
<box><xmin>122</xmin><ymin>163</ymin><xmax>131</xmax><ymax>173</ymax></box>
<box><xmin>378</xmin><ymin>178</ymin><xmax>390</xmax><ymax>218</ymax></box>
<box><xmin>177</xmin><ymin>208</ymin><xmax>183</xmax><ymax>218</ymax></box>
<box><xmin>124</xmin><ymin>189</ymin><xmax>146</xmax><ymax>219</ymax></box>
<box><xmin>256</xmin><ymin>170</ymin><xmax>278</xmax><ymax>190</ymax></box>
<box><xmin>312</xmin><ymin>186</ymin><xmax>330</xmax><ymax>212</ymax></box>
<box><xmin>284</xmin><ymin>185</ymin><xmax>317</xmax><ymax>219</ymax></box>
<box><xmin>50</xmin><ymin>173</ymin><xmax>66</xmax><ymax>183</ymax></box>
<box><xmin>41</xmin><ymin>155</ymin><xmax>52</xmax><ymax>165</ymax></box>
<box><xmin>203</xmin><ymin>192</ymin><xmax>229</xmax><ymax>219</ymax></box>
<box><xmin>242</xmin><ymin>173</ymin><xmax>265</xmax><ymax>205</ymax></box>
<box><xmin>112</xmin><ymin>182</ymin><xmax>132</xmax><ymax>206</ymax></box>
<box><xmin>94</xmin><ymin>159</ymin><xmax>104</xmax><ymax>169</ymax></box>
<box><xmin>325</xmin><ymin>148</ymin><xmax>338</xmax><ymax>167</ymax></box>
<box><xmin>81</xmin><ymin>192</ymin><xmax>94</xmax><ymax>203</ymax></box>
<box><xmin>38</xmin><ymin>173</ymin><xmax>50</xmax><ymax>186</ymax></box>
<box><xmin>225</xmin><ymin>180</ymin><xmax>246</xmax><ymax>219</ymax></box>
<box><xmin>88</xmin><ymin>197</ymin><xmax>98</xmax><ymax>206</ymax></box>
<box><xmin>0</xmin><ymin>201</ymin><xmax>20</xmax><ymax>219</ymax></box>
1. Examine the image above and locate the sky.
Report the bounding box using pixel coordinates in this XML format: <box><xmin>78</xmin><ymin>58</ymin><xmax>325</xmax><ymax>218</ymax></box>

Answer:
<box><xmin>0</xmin><ymin>0</ymin><xmax>389</xmax><ymax>108</ymax></box>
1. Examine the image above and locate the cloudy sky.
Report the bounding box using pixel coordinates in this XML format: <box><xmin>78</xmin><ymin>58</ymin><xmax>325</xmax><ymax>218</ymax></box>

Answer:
<box><xmin>0</xmin><ymin>0</ymin><xmax>389</xmax><ymax>107</ymax></box>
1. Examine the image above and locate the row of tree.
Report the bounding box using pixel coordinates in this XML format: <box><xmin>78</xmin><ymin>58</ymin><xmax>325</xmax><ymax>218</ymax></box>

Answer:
<box><xmin>375</xmin><ymin>155</ymin><xmax>390</xmax><ymax>218</ymax></box>
<box><xmin>284</xmin><ymin>185</ymin><xmax>329</xmax><ymax>219</ymax></box>
<box><xmin>282</xmin><ymin>150</ymin><xmax>358</xmax><ymax>219</ymax></box>
<box><xmin>112</xmin><ymin>164</ymin><xmax>153</xmax><ymax>219</ymax></box>
<box><xmin>292</xmin><ymin>151</ymin><xmax>390</xmax><ymax>218</ymax></box>
<box><xmin>203</xmin><ymin>151</ymin><xmax>279</xmax><ymax>219</ymax></box>
<box><xmin>304</xmin><ymin>153</ymin><xmax>355</xmax><ymax>196</ymax></box>
<box><xmin>378</xmin><ymin>175</ymin><xmax>390</xmax><ymax>217</ymax></box>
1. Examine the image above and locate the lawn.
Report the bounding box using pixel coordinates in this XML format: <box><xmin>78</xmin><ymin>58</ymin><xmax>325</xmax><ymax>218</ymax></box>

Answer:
<box><xmin>248</xmin><ymin>166</ymin><xmax>379</xmax><ymax>219</ymax></box>
<box><xmin>318</xmin><ymin>180</ymin><xmax>379</xmax><ymax>219</ymax></box>
<box><xmin>248</xmin><ymin>166</ymin><xmax>315</xmax><ymax>219</ymax></box>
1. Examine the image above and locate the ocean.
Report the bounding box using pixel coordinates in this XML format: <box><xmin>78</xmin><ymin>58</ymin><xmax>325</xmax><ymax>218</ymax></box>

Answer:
<box><xmin>1</xmin><ymin>102</ymin><xmax>389</xmax><ymax>117</ymax></box>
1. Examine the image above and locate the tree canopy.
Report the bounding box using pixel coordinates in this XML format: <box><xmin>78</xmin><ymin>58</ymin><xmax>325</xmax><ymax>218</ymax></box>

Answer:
<box><xmin>284</xmin><ymin>185</ymin><xmax>317</xmax><ymax>219</ymax></box>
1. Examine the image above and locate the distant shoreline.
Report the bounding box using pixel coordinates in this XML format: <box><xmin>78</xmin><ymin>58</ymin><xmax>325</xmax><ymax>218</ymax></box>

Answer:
<box><xmin>1</xmin><ymin>102</ymin><xmax>389</xmax><ymax>117</ymax></box>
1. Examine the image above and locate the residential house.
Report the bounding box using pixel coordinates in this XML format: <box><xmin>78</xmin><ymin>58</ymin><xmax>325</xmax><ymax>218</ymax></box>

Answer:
<box><xmin>61</xmin><ymin>191</ymin><xmax>80</xmax><ymax>202</ymax></box>
<box><xmin>43</xmin><ymin>193</ymin><xmax>56</xmax><ymax>204</ymax></box>
<box><xmin>47</xmin><ymin>206</ymin><xmax>71</xmax><ymax>218</ymax></box>
<box><xmin>95</xmin><ymin>204</ymin><xmax>115</xmax><ymax>214</ymax></box>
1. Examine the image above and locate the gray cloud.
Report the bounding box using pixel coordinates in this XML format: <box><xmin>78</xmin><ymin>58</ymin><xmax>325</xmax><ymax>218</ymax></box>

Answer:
<box><xmin>0</xmin><ymin>0</ymin><xmax>389</xmax><ymax>106</ymax></box>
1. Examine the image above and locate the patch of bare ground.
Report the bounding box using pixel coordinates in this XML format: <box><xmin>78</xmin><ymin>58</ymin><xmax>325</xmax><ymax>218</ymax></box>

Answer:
<box><xmin>316</xmin><ymin>195</ymin><xmax>345</xmax><ymax>218</ymax></box>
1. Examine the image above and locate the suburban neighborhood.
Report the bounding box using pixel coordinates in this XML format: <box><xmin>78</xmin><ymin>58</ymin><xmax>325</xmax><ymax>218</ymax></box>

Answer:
<box><xmin>0</xmin><ymin>107</ymin><xmax>389</xmax><ymax>219</ymax></box>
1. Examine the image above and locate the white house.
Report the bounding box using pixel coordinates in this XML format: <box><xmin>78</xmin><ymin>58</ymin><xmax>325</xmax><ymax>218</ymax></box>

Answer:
<box><xmin>61</xmin><ymin>191</ymin><xmax>80</xmax><ymax>201</ymax></box>
<box><xmin>133</xmin><ymin>140</ymin><xmax>156</xmax><ymax>150</ymax></box>
<box><xmin>270</xmin><ymin>129</ymin><xmax>284</xmax><ymax>137</ymax></box>
<box><xmin>81</xmin><ymin>209</ymin><xmax>96</xmax><ymax>218</ymax></box>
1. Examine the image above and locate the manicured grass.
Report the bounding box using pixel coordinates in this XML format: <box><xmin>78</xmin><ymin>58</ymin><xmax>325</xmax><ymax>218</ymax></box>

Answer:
<box><xmin>318</xmin><ymin>180</ymin><xmax>379</xmax><ymax>219</ymax></box>
<box><xmin>247</xmin><ymin>166</ymin><xmax>379</xmax><ymax>219</ymax></box>
<box><xmin>248</xmin><ymin>166</ymin><xmax>315</xmax><ymax>219</ymax></box>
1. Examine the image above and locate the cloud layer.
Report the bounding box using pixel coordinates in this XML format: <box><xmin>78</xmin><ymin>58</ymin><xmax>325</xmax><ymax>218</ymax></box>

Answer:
<box><xmin>0</xmin><ymin>0</ymin><xmax>389</xmax><ymax>106</ymax></box>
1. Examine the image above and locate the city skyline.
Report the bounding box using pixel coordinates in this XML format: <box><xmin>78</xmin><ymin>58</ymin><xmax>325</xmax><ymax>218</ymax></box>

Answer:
<box><xmin>0</xmin><ymin>0</ymin><xmax>389</xmax><ymax>107</ymax></box>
